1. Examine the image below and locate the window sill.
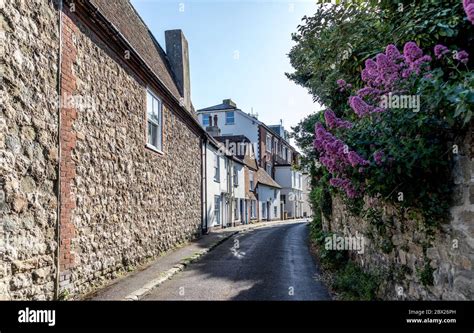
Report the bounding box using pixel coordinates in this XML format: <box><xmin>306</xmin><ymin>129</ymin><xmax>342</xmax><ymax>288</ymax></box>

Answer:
<box><xmin>145</xmin><ymin>143</ymin><xmax>164</xmax><ymax>155</ymax></box>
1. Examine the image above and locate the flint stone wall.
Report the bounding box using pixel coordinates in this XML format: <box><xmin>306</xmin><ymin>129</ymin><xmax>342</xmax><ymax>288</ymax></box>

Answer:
<box><xmin>62</xmin><ymin>16</ymin><xmax>202</xmax><ymax>297</ymax></box>
<box><xmin>1</xmin><ymin>0</ymin><xmax>60</xmax><ymax>300</ymax></box>
<box><xmin>324</xmin><ymin>125</ymin><xmax>473</xmax><ymax>300</ymax></box>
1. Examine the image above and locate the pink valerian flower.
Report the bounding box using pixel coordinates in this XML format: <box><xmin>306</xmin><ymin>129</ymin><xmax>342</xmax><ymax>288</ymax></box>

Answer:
<box><xmin>357</xmin><ymin>87</ymin><xmax>382</xmax><ymax>98</ymax></box>
<box><xmin>314</xmin><ymin>122</ymin><xmax>368</xmax><ymax>175</ymax></box>
<box><xmin>329</xmin><ymin>177</ymin><xmax>360</xmax><ymax>198</ymax></box>
<box><xmin>349</xmin><ymin>96</ymin><xmax>380</xmax><ymax>117</ymax></box>
<box><xmin>456</xmin><ymin>50</ymin><xmax>469</xmax><ymax>64</ymax></box>
<box><xmin>336</xmin><ymin>79</ymin><xmax>352</xmax><ymax>92</ymax></box>
<box><xmin>385</xmin><ymin>44</ymin><xmax>404</xmax><ymax>63</ymax></box>
<box><xmin>403</xmin><ymin>42</ymin><xmax>423</xmax><ymax>63</ymax></box>
<box><xmin>324</xmin><ymin>109</ymin><xmax>353</xmax><ymax>129</ymax></box>
<box><xmin>337</xmin><ymin>79</ymin><xmax>346</xmax><ymax>87</ymax></box>
<box><xmin>464</xmin><ymin>0</ymin><xmax>474</xmax><ymax>24</ymax></box>
<box><xmin>373</xmin><ymin>150</ymin><xmax>384</xmax><ymax>165</ymax></box>
<box><xmin>434</xmin><ymin>44</ymin><xmax>449</xmax><ymax>59</ymax></box>
<box><xmin>347</xmin><ymin>151</ymin><xmax>369</xmax><ymax>168</ymax></box>
<box><xmin>354</xmin><ymin>42</ymin><xmax>431</xmax><ymax>117</ymax></box>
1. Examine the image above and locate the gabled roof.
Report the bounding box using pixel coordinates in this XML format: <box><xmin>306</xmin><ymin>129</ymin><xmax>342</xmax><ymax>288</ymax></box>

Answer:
<box><xmin>91</xmin><ymin>0</ymin><xmax>181</xmax><ymax>102</ymax></box>
<box><xmin>206</xmin><ymin>134</ymin><xmax>245</xmax><ymax>166</ymax></box>
<box><xmin>198</xmin><ymin>103</ymin><xmax>237</xmax><ymax>112</ymax></box>
<box><xmin>256</xmin><ymin>168</ymin><xmax>281</xmax><ymax>189</ymax></box>
<box><xmin>214</xmin><ymin>135</ymin><xmax>258</xmax><ymax>170</ymax></box>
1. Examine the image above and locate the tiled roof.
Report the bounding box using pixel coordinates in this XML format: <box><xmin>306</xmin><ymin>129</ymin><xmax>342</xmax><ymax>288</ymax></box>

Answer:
<box><xmin>214</xmin><ymin>136</ymin><xmax>258</xmax><ymax>170</ymax></box>
<box><xmin>90</xmin><ymin>0</ymin><xmax>181</xmax><ymax>101</ymax></box>
<box><xmin>256</xmin><ymin>168</ymin><xmax>281</xmax><ymax>189</ymax></box>
<box><xmin>197</xmin><ymin>103</ymin><xmax>237</xmax><ymax>112</ymax></box>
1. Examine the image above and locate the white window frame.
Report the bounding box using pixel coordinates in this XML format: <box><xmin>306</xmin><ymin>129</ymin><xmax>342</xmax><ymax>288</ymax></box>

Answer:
<box><xmin>233</xmin><ymin>165</ymin><xmax>238</xmax><ymax>186</ymax></box>
<box><xmin>234</xmin><ymin>199</ymin><xmax>239</xmax><ymax>220</ymax></box>
<box><xmin>225</xmin><ymin>111</ymin><xmax>235</xmax><ymax>125</ymax></box>
<box><xmin>266</xmin><ymin>163</ymin><xmax>272</xmax><ymax>176</ymax></box>
<box><xmin>214</xmin><ymin>154</ymin><xmax>220</xmax><ymax>182</ymax></box>
<box><xmin>214</xmin><ymin>195</ymin><xmax>221</xmax><ymax>225</ymax></box>
<box><xmin>262</xmin><ymin>202</ymin><xmax>267</xmax><ymax>219</ymax></box>
<box><xmin>251</xmin><ymin>200</ymin><xmax>257</xmax><ymax>218</ymax></box>
<box><xmin>266</xmin><ymin>134</ymin><xmax>272</xmax><ymax>153</ymax></box>
<box><xmin>249</xmin><ymin>171</ymin><xmax>254</xmax><ymax>190</ymax></box>
<box><xmin>146</xmin><ymin>89</ymin><xmax>163</xmax><ymax>152</ymax></box>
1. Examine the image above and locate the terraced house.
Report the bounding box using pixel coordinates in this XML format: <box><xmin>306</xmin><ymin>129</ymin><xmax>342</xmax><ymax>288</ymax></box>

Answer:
<box><xmin>2</xmin><ymin>0</ymin><xmax>205</xmax><ymax>299</ymax></box>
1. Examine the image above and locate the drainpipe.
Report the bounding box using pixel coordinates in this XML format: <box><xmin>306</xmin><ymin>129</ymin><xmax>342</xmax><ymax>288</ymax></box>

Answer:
<box><xmin>54</xmin><ymin>0</ymin><xmax>63</xmax><ymax>300</ymax></box>
<box><xmin>201</xmin><ymin>137</ymin><xmax>208</xmax><ymax>234</ymax></box>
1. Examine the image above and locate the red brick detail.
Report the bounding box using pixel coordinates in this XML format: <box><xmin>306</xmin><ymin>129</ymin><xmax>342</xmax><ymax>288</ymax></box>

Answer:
<box><xmin>59</xmin><ymin>12</ymin><xmax>78</xmax><ymax>272</ymax></box>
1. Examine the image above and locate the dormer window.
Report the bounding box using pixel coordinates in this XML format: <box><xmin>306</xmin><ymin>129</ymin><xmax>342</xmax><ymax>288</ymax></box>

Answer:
<box><xmin>225</xmin><ymin>111</ymin><xmax>235</xmax><ymax>125</ymax></box>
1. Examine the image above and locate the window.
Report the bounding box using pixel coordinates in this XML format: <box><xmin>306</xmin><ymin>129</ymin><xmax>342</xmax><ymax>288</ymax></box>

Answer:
<box><xmin>251</xmin><ymin>200</ymin><xmax>257</xmax><ymax>218</ymax></box>
<box><xmin>274</xmin><ymin>206</ymin><xmax>277</xmax><ymax>218</ymax></box>
<box><xmin>214</xmin><ymin>154</ymin><xmax>220</xmax><ymax>182</ymax></box>
<box><xmin>249</xmin><ymin>171</ymin><xmax>254</xmax><ymax>190</ymax></box>
<box><xmin>274</xmin><ymin>138</ymin><xmax>278</xmax><ymax>153</ymax></box>
<box><xmin>274</xmin><ymin>189</ymin><xmax>277</xmax><ymax>198</ymax></box>
<box><xmin>262</xmin><ymin>203</ymin><xmax>267</xmax><ymax>219</ymax></box>
<box><xmin>202</xmin><ymin>114</ymin><xmax>210</xmax><ymax>126</ymax></box>
<box><xmin>287</xmin><ymin>149</ymin><xmax>291</xmax><ymax>162</ymax></box>
<box><xmin>225</xmin><ymin>111</ymin><xmax>235</xmax><ymax>125</ymax></box>
<box><xmin>234</xmin><ymin>199</ymin><xmax>239</xmax><ymax>220</ymax></box>
<box><xmin>266</xmin><ymin>163</ymin><xmax>272</xmax><ymax>176</ymax></box>
<box><xmin>214</xmin><ymin>196</ymin><xmax>221</xmax><ymax>225</ymax></box>
<box><xmin>266</xmin><ymin>134</ymin><xmax>272</xmax><ymax>152</ymax></box>
<box><xmin>233</xmin><ymin>165</ymin><xmax>238</xmax><ymax>186</ymax></box>
<box><xmin>147</xmin><ymin>90</ymin><xmax>162</xmax><ymax>151</ymax></box>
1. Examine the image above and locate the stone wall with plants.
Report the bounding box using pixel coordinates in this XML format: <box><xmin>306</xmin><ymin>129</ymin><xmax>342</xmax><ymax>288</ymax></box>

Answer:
<box><xmin>61</xmin><ymin>18</ymin><xmax>203</xmax><ymax>298</ymax></box>
<box><xmin>289</xmin><ymin>1</ymin><xmax>473</xmax><ymax>300</ymax></box>
<box><xmin>1</xmin><ymin>0</ymin><xmax>60</xmax><ymax>300</ymax></box>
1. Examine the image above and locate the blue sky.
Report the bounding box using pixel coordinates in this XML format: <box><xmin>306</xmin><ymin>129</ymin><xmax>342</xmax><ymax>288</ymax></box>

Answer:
<box><xmin>131</xmin><ymin>0</ymin><xmax>322</xmax><ymax>134</ymax></box>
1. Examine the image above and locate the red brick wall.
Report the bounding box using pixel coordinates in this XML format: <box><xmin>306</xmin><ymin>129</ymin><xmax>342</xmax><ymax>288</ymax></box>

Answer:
<box><xmin>59</xmin><ymin>11</ymin><xmax>78</xmax><ymax>283</ymax></box>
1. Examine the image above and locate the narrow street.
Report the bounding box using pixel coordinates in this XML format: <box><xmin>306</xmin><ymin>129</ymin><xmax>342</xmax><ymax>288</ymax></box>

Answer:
<box><xmin>143</xmin><ymin>220</ymin><xmax>330</xmax><ymax>300</ymax></box>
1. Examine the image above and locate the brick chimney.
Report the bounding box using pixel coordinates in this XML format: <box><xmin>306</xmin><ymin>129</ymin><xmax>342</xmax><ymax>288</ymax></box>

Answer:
<box><xmin>206</xmin><ymin>114</ymin><xmax>221</xmax><ymax>137</ymax></box>
<box><xmin>165</xmin><ymin>30</ymin><xmax>191</xmax><ymax>111</ymax></box>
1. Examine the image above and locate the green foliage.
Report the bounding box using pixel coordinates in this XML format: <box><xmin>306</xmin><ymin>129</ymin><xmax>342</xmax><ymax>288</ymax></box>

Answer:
<box><xmin>418</xmin><ymin>262</ymin><xmax>435</xmax><ymax>286</ymax></box>
<box><xmin>332</xmin><ymin>262</ymin><xmax>381</xmax><ymax>300</ymax></box>
<box><xmin>289</xmin><ymin>0</ymin><xmax>473</xmax><ymax>224</ymax></box>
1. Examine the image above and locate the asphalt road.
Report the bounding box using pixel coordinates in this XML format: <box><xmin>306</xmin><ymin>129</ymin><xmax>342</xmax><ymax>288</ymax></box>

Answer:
<box><xmin>143</xmin><ymin>221</ymin><xmax>331</xmax><ymax>300</ymax></box>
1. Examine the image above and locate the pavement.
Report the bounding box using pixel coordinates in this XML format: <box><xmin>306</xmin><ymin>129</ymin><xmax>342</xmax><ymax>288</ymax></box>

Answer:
<box><xmin>89</xmin><ymin>219</ymin><xmax>330</xmax><ymax>301</ymax></box>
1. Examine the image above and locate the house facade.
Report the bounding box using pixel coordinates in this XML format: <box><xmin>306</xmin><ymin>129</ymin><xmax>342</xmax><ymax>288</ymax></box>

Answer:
<box><xmin>197</xmin><ymin>99</ymin><xmax>261</xmax><ymax>159</ymax></box>
<box><xmin>2</xmin><ymin>0</ymin><xmax>204</xmax><ymax>300</ymax></box>
<box><xmin>301</xmin><ymin>172</ymin><xmax>312</xmax><ymax>218</ymax></box>
<box><xmin>203</xmin><ymin>137</ymin><xmax>246</xmax><ymax>230</ymax></box>
<box><xmin>256</xmin><ymin>169</ymin><xmax>281</xmax><ymax>221</ymax></box>
<box><xmin>197</xmin><ymin>99</ymin><xmax>308</xmax><ymax>221</ymax></box>
<box><xmin>258</xmin><ymin>123</ymin><xmax>304</xmax><ymax>219</ymax></box>
<box><xmin>275</xmin><ymin>167</ymin><xmax>304</xmax><ymax>219</ymax></box>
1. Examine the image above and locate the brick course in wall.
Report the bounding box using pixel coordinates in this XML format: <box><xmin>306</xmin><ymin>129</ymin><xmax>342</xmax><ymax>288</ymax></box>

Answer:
<box><xmin>2</xmin><ymin>1</ymin><xmax>204</xmax><ymax>300</ymax></box>
<box><xmin>58</xmin><ymin>10</ymin><xmax>78</xmax><ymax>290</ymax></box>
